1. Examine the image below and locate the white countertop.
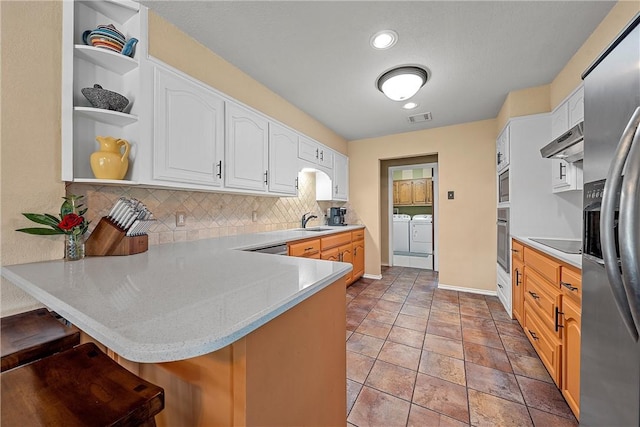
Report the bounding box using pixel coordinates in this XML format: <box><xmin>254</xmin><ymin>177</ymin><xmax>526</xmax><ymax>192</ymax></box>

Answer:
<box><xmin>512</xmin><ymin>235</ymin><xmax>582</xmax><ymax>269</ymax></box>
<box><xmin>1</xmin><ymin>225</ymin><xmax>363</xmax><ymax>363</ymax></box>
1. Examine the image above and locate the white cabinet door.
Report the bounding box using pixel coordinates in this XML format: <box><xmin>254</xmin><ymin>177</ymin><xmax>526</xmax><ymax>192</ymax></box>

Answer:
<box><xmin>318</xmin><ymin>146</ymin><xmax>334</xmax><ymax>170</ymax></box>
<box><xmin>568</xmin><ymin>86</ymin><xmax>584</xmax><ymax>128</ymax></box>
<box><xmin>269</xmin><ymin>122</ymin><xmax>298</xmax><ymax>195</ymax></box>
<box><xmin>333</xmin><ymin>152</ymin><xmax>349</xmax><ymax>201</ymax></box>
<box><xmin>497</xmin><ymin>125</ymin><xmax>510</xmax><ymax>172</ymax></box>
<box><xmin>299</xmin><ymin>135</ymin><xmax>319</xmax><ymax>163</ymax></box>
<box><xmin>225</xmin><ymin>103</ymin><xmax>269</xmax><ymax>192</ymax></box>
<box><xmin>154</xmin><ymin>65</ymin><xmax>224</xmax><ymax>186</ymax></box>
<box><xmin>551</xmin><ymin>101</ymin><xmax>569</xmax><ymax>139</ymax></box>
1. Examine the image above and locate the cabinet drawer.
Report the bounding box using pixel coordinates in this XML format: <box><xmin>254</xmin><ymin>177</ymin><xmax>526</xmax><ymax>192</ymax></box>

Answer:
<box><xmin>288</xmin><ymin>239</ymin><xmax>320</xmax><ymax>257</ymax></box>
<box><xmin>321</xmin><ymin>247</ymin><xmax>340</xmax><ymax>261</ymax></box>
<box><xmin>524</xmin><ymin>268</ymin><xmax>562</xmax><ymax>336</ymax></box>
<box><xmin>560</xmin><ymin>266</ymin><xmax>582</xmax><ymax>304</ymax></box>
<box><xmin>321</xmin><ymin>232</ymin><xmax>351</xmax><ymax>251</ymax></box>
<box><xmin>524</xmin><ymin>247</ymin><xmax>560</xmax><ymax>286</ymax></box>
<box><xmin>512</xmin><ymin>239</ymin><xmax>524</xmax><ymax>263</ymax></box>
<box><xmin>351</xmin><ymin>229</ymin><xmax>364</xmax><ymax>241</ymax></box>
<box><xmin>524</xmin><ymin>301</ymin><xmax>562</xmax><ymax>386</ymax></box>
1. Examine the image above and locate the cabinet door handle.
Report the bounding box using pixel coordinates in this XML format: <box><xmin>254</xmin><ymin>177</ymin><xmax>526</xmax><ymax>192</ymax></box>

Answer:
<box><xmin>515</xmin><ymin>269</ymin><xmax>521</xmax><ymax>286</ymax></box>
<box><xmin>354</xmin><ymin>247</ymin><xmax>357</xmax><ymax>256</ymax></box>
<box><xmin>216</xmin><ymin>160</ymin><xmax>222</xmax><ymax>179</ymax></box>
<box><xmin>497</xmin><ymin>152</ymin><xmax>502</xmax><ymax>164</ymax></box>
<box><xmin>335</xmin><ymin>185</ymin><xmax>339</xmax><ymax>194</ymax></box>
<box><xmin>295</xmin><ymin>177</ymin><xmax>299</xmax><ymax>189</ymax></box>
<box><xmin>315</xmin><ymin>148</ymin><xmax>319</xmax><ymax>159</ymax></box>
<box><xmin>339</xmin><ymin>252</ymin><xmax>343</xmax><ymax>262</ymax></box>
<box><xmin>497</xmin><ymin>283</ymin><xmax>503</xmax><ymax>289</ymax></box>
<box><xmin>528</xmin><ymin>291</ymin><xmax>540</xmax><ymax>300</ymax></box>
<box><xmin>555</xmin><ymin>307</ymin><xmax>564</xmax><ymax>332</ymax></box>
<box><xmin>559</xmin><ymin>162</ymin><xmax>566</xmax><ymax>180</ymax></box>
<box><xmin>320</xmin><ymin>150</ymin><xmax>324</xmax><ymax>161</ymax></box>
<box><xmin>511</xmin><ymin>248</ymin><xmax>520</xmax><ymax>253</ymax></box>
<box><xmin>264</xmin><ymin>170</ymin><xmax>268</xmax><ymax>185</ymax></box>
<box><xmin>527</xmin><ymin>329</ymin><xmax>539</xmax><ymax>341</ymax></box>
<box><xmin>561</xmin><ymin>281</ymin><xmax>579</xmax><ymax>292</ymax></box>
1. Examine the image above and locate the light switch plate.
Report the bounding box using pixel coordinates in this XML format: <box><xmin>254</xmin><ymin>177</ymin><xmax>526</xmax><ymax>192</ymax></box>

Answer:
<box><xmin>448</xmin><ymin>191</ymin><xmax>455</xmax><ymax>200</ymax></box>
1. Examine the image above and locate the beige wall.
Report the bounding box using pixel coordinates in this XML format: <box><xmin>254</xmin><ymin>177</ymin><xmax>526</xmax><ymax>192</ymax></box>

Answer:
<box><xmin>496</xmin><ymin>85</ymin><xmax>550</xmax><ymax>132</ymax></box>
<box><xmin>550</xmin><ymin>1</ymin><xmax>640</xmax><ymax>109</ymax></box>
<box><xmin>147</xmin><ymin>12</ymin><xmax>347</xmax><ymax>155</ymax></box>
<box><xmin>349</xmin><ymin>119</ymin><xmax>498</xmax><ymax>291</ymax></box>
<box><xmin>1</xmin><ymin>1</ymin><xmax>65</xmax><ymax>315</ymax></box>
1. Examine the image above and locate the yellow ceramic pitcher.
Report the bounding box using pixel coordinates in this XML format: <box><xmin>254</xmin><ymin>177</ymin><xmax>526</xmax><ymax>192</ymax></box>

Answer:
<box><xmin>90</xmin><ymin>136</ymin><xmax>130</xmax><ymax>180</ymax></box>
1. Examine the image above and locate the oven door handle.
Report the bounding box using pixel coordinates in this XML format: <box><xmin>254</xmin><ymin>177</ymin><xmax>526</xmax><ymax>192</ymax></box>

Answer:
<box><xmin>601</xmin><ymin>106</ymin><xmax>640</xmax><ymax>341</ymax></box>
<box><xmin>619</xmin><ymin>107</ymin><xmax>640</xmax><ymax>340</ymax></box>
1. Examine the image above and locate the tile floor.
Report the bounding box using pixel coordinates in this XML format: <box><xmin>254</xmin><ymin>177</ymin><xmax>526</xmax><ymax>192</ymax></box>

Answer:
<box><xmin>345</xmin><ymin>266</ymin><xmax>578</xmax><ymax>427</ymax></box>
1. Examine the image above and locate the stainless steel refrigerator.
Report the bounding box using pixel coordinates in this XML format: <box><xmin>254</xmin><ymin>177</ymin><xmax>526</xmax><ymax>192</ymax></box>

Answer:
<box><xmin>581</xmin><ymin>13</ymin><xmax>640</xmax><ymax>427</ymax></box>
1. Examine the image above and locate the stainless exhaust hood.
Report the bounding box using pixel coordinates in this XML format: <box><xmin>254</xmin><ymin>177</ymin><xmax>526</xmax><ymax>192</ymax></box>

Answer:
<box><xmin>540</xmin><ymin>122</ymin><xmax>584</xmax><ymax>162</ymax></box>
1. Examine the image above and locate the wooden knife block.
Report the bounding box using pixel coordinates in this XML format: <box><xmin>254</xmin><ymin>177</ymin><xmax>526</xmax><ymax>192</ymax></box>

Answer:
<box><xmin>85</xmin><ymin>217</ymin><xmax>148</xmax><ymax>256</ymax></box>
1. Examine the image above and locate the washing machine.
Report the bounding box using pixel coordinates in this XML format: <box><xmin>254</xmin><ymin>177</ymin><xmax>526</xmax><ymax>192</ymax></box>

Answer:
<box><xmin>410</xmin><ymin>214</ymin><xmax>433</xmax><ymax>254</ymax></box>
<box><xmin>392</xmin><ymin>214</ymin><xmax>411</xmax><ymax>253</ymax></box>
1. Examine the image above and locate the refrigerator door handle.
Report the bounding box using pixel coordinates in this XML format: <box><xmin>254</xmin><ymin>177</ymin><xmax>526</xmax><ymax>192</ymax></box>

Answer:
<box><xmin>601</xmin><ymin>106</ymin><xmax>640</xmax><ymax>341</ymax></box>
<box><xmin>619</xmin><ymin>110</ymin><xmax>640</xmax><ymax>340</ymax></box>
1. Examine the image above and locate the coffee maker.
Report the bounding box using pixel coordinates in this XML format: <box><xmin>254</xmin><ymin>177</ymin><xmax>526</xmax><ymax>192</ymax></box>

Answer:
<box><xmin>327</xmin><ymin>207</ymin><xmax>347</xmax><ymax>226</ymax></box>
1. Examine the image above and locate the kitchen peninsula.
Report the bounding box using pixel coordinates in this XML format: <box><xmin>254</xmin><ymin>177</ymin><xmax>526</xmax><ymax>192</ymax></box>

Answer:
<box><xmin>1</xmin><ymin>225</ymin><xmax>363</xmax><ymax>426</ymax></box>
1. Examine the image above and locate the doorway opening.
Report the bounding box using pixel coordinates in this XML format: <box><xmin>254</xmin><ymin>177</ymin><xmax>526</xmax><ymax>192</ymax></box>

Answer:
<box><xmin>381</xmin><ymin>156</ymin><xmax>439</xmax><ymax>271</ymax></box>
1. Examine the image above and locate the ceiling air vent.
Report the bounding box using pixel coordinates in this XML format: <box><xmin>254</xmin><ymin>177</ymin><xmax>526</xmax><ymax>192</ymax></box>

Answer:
<box><xmin>407</xmin><ymin>112</ymin><xmax>432</xmax><ymax>124</ymax></box>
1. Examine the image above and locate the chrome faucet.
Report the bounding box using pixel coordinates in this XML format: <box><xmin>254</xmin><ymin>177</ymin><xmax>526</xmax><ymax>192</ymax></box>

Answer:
<box><xmin>301</xmin><ymin>212</ymin><xmax>318</xmax><ymax>228</ymax></box>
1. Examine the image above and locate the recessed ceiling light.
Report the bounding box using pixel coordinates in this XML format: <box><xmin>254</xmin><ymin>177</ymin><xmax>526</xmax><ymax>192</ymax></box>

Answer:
<box><xmin>403</xmin><ymin>102</ymin><xmax>418</xmax><ymax>110</ymax></box>
<box><xmin>371</xmin><ymin>30</ymin><xmax>398</xmax><ymax>50</ymax></box>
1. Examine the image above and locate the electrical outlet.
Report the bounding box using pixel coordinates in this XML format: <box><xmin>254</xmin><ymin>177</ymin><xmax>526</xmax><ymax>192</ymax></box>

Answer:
<box><xmin>176</xmin><ymin>211</ymin><xmax>186</xmax><ymax>227</ymax></box>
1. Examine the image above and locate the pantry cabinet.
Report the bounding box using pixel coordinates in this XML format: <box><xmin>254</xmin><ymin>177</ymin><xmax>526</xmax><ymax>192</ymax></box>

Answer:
<box><xmin>153</xmin><ymin>65</ymin><xmax>224</xmax><ymax>186</ymax></box>
<box><xmin>225</xmin><ymin>103</ymin><xmax>269</xmax><ymax>192</ymax></box>
<box><xmin>268</xmin><ymin>123</ymin><xmax>299</xmax><ymax>195</ymax></box>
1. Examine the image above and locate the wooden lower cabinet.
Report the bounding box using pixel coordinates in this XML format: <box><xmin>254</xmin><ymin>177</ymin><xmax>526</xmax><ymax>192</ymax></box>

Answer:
<box><xmin>352</xmin><ymin>238</ymin><xmax>364</xmax><ymax>281</ymax></box>
<box><xmin>561</xmin><ymin>291</ymin><xmax>581</xmax><ymax>419</ymax></box>
<box><xmin>288</xmin><ymin>238</ymin><xmax>320</xmax><ymax>258</ymax></box>
<box><xmin>513</xmin><ymin>239</ymin><xmax>582</xmax><ymax>419</ymax></box>
<box><xmin>524</xmin><ymin>301</ymin><xmax>562</xmax><ymax>386</ymax></box>
<box><xmin>512</xmin><ymin>258</ymin><xmax>524</xmax><ymax>324</ymax></box>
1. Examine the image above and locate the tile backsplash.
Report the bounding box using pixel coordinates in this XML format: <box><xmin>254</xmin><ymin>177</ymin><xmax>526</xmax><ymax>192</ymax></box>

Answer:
<box><xmin>67</xmin><ymin>172</ymin><xmax>359</xmax><ymax>246</ymax></box>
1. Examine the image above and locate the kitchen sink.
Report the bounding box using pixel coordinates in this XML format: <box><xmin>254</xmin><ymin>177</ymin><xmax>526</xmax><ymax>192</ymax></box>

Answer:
<box><xmin>293</xmin><ymin>227</ymin><xmax>332</xmax><ymax>232</ymax></box>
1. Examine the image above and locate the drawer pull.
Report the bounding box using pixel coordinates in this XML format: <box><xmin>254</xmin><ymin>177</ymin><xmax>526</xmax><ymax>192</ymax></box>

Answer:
<box><xmin>304</xmin><ymin>247</ymin><xmax>314</xmax><ymax>251</ymax></box>
<box><xmin>511</xmin><ymin>248</ymin><xmax>520</xmax><ymax>253</ymax></box>
<box><xmin>497</xmin><ymin>283</ymin><xmax>503</xmax><ymax>289</ymax></box>
<box><xmin>528</xmin><ymin>291</ymin><xmax>540</xmax><ymax>300</ymax></box>
<box><xmin>528</xmin><ymin>329</ymin><xmax>539</xmax><ymax>341</ymax></box>
<box><xmin>561</xmin><ymin>281</ymin><xmax>579</xmax><ymax>292</ymax></box>
<box><xmin>555</xmin><ymin>307</ymin><xmax>565</xmax><ymax>332</ymax></box>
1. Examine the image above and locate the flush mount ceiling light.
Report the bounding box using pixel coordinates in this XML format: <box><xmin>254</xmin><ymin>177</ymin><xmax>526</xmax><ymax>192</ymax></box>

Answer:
<box><xmin>376</xmin><ymin>66</ymin><xmax>428</xmax><ymax>101</ymax></box>
<box><xmin>402</xmin><ymin>102</ymin><xmax>419</xmax><ymax>110</ymax></box>
<box><xmin>370</xmin><ymin>30</ymin><xmax>398</xmax><ymax>49</ymax></box>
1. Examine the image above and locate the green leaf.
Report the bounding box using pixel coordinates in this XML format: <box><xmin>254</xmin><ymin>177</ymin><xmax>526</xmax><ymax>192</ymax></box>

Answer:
<box><xmin>16</xmin><ymin>227</ymin><xmax>64</xmax><ymax>235</ymax></box>
<box><xmin>60</xmin><ymin>200</ymin><xmax>74</xmax><ymax>217</ymax></box>
<box><xmin>44</xmin><ymin>213</ymin><xmax>61</xmax><ymax>223</ymax></box>
<box><xmin>22</xmin><ymin>213</ymin><xmax>60</xmax><ymax>227</ymax></box>
<box><xmin>78</xmin><ymin>208</ymin><xmax>88</xmax><ymax>216</ymax></box>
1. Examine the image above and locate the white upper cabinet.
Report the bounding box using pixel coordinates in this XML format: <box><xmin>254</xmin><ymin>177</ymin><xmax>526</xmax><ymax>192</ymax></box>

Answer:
<box><xmin>153</xmin><ymin>65</ymin><xmax>224</xmax><ymax>186</ymax></box>
<box><xmin>225</xmin><ymin>103</ymin><xmax>269</xmax><ymax>192</ymax></box>
<box><xmin>333</xmin><ymin>152</ymin><xmax>349</xmax><ymax>201</ymax></box>
<box><xmin>497</xmin><ymin>124</ymin><xmax>510</xmax><ymax>172</ymax></box>
<box><xmin>299</xmin><ymin>135</ymin><xmax>333</xmax><ymax>171</ymax></box>
<box><xmin>550</xmin><ymin>86</ymin><xmax>583</xmax><ymax>193</ymax></box>
<box><xmin>62</xmin><ymin>0</ymin><xmax>143</xmax><ymax>183</ymax></box>
<box><xmin>568</xmin><ymin>85</ymin><xmax>584</xmax><ymax>128</ymax></box>
<box><xmin>268</xmin><ymin>122</ymin><xmax>299</xmax><ymax>195</ymax></box>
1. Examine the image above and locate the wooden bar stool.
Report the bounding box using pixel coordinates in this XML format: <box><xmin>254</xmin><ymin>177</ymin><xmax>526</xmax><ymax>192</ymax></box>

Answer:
<box><xmin>1</xmin><ymin>308</ymin><xmax>80</xmax><ymax>372</ymax></box>
<box><xmin>1</xmin><ymin>342</ymin><xmax>164</xmax><ymax>426</ymax></box>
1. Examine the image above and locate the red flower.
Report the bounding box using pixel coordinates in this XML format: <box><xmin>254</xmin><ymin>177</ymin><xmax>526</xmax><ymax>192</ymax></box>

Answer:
<box><xmin>58</xmin><ymin>213</ymin><xmax>84</xmax><ymax>231</ymax></box>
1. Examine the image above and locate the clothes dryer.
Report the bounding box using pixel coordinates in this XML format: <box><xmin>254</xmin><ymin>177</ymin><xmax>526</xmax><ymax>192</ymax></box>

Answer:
<box><xmin>410</xmin><ymin>214</ymin><xmax>433</xmax><ymax>254</ymax></box>
<box><xmin>392</xmin><ymin>214</ymin><xmax>411</xmax><ymax>253</ymax></box>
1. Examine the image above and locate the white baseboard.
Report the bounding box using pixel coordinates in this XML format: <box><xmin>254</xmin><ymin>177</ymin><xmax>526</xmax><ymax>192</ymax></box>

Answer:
<box><xmin>363</xmin><ymin>273</ymin><xmax>382</xmax><ymax>280</ymax></box>
<box><xmin>437</xmin><ymin>283</ymin><xmax>497</xmax><ymax>296</ymax></box>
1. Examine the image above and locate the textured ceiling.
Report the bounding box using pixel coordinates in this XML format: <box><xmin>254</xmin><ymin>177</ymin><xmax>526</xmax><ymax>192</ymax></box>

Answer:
<box><xmin>140</xmin><ymin>1</ymin><xmax>616</xmax><ymax>141</ymax></box>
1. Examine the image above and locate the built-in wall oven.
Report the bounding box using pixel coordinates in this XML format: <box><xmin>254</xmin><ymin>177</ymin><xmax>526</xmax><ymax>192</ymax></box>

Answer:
<box><xmin>497</xmin><ymin>208</ymin><xmax>510</xmax><ymax>271</ymax></box>
<box><xmin>498</xmin><ymin>169</ymin><xmax>510</xmax><ymax>203</ymax></box>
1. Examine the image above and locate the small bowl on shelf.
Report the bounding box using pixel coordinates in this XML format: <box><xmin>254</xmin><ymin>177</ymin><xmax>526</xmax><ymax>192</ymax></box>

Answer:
<box><xmin>81</xmin><ymin>84</ymin><xmax>129</xmax><ymax>112</ymax></box>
